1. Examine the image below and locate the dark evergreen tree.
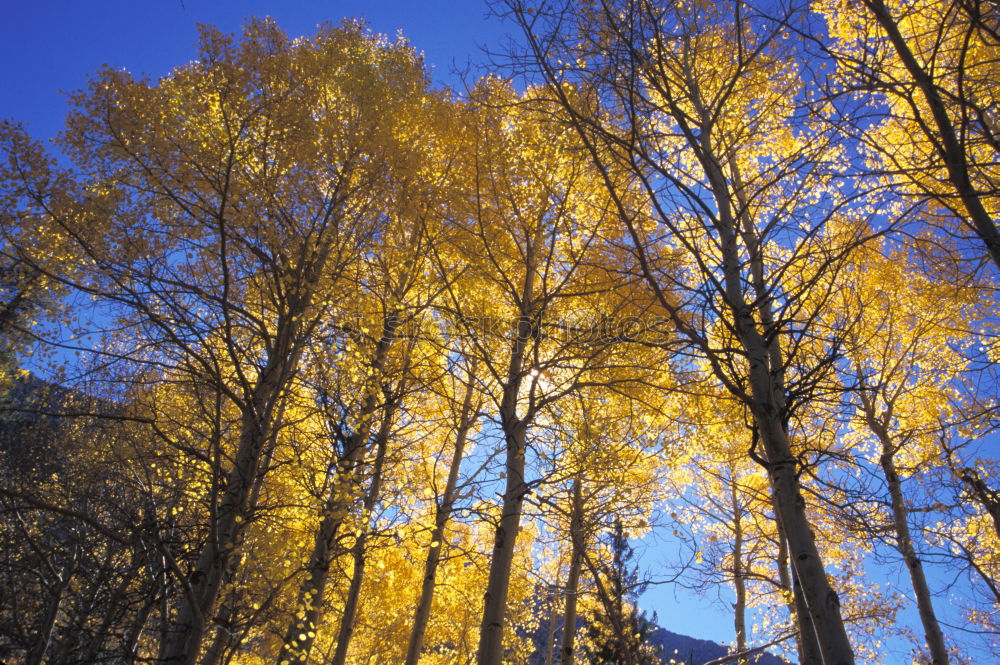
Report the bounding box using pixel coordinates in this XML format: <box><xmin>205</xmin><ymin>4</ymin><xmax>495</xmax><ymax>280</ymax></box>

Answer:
<box><xmin>583</xmin><ymin>519</ymin><xmax>662</xmax><ymax>665</ymax></box>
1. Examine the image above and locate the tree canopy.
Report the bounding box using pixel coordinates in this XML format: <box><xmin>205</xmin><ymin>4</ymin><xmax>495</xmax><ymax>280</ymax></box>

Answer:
<box><xmin>1</xmin><ymin>6</ymin><xmax>998</xmax><ymax>665</ymax></box>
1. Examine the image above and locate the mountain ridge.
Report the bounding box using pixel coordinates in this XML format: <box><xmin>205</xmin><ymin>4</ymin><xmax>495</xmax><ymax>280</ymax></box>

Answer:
<box><xmin>647</xmin><ymin>626</ymin><xmax>791</xmax><ymax>665</ymax></box>
<box><xmin>528</xmin><ymin>608</ymin><xmax>792</xmax><ymax>665</ymax></box>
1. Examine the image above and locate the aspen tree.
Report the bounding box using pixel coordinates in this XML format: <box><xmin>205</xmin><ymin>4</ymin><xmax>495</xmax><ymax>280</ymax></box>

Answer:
<box><xmin>829</xmin><ymin>237</ymin><xmax>993</xmax><ymax>664</ymax></box>
<box><xmin>3</xmin><ymin>19</ymin><xmax>431</xmax><ymax>664</ymax></box>
<box><xmin>432</xmin><ymin>79</ymin><xmax>625</xmax><ymax>665</ymax></box>
<box><xmin>501</xmin><ymin>2</ymin><xmax>874</xmax><ymax>662</ymax></box>
<box><xmin>815</xmin><ymin>0</ymin><xmax>1000</xmax><ymax>272</ymax></box>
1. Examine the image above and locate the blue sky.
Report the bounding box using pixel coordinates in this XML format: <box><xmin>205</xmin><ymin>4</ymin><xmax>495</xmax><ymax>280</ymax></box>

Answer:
<box><xmin>0</xmin><ymin>0</ymin><xmax>741</xmax><ymax>649</ymax></box>
<box><xmin>0</xmin><ymin>0</ymin><xmax>509</xmax><ymax>141</ymax></box>
<box><xmin>4</xmin><ymin>3</ymin><xmax>990</xmax><ymax>663</ymax></box>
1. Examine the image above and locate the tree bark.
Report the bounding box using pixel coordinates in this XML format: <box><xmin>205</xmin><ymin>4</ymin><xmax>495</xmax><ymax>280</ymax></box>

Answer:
<box><xmin>730</xmin><ymin>481</ymin><xmax>747</xmax><ymax>665</ymax></box>
<box><xmin>329</xmin><ymin>397</ymin><xmax>395</xmax><ymax>665</ymax></box>
<box><xmin>559</xmin><ymin>477</ymin><xmax>585</xmax><ymax>665</ymax></box>
<box><xmin>26</xmin><ymin>548</ymin><xmax>76</xmax><ymax>665</ymax></box>
<box><xmin>770</xmin><ymin>483</ymin><xmax>822</xmax><ymax>665</ymax></box>
<box><xmin>201</xmin><ymin>425</ymin><xmax>280</xmax><ymax>665</ymax></box>
<box><xmin>275</xmin><ymin>315</ymin><xmax>400</xmax><ymax>665</ymax></box>
<box><xmin>861</xmin><ymin>396</ymin><xmax>950</xmax><ymax>665</ymax></box>
<box><xmin>159</xmin><ymin>330</ymin><xmax>297</xmax><ymax>665</ymax></box>
<box><xmin>791</xmin><ymin>558</ymin><xmax>825</xmax><ymax>665</ymax></box>
<box><xmin>543</xmin><ymin>570</ymin><xmax>562</xmax><ymax>665</ymax></box>
<box><xmin>880</xmin><ymin>448</ymin><xmax>950</xmax><ymax>665</ymax></box>
<box><xmin>716</xmin><ymin>155</ymin><xmax>855</xmax><ymax>665</ymax></box>
<box><xmin>475</xmin><ymin>412</ymin><xmax>529</xmax><ymax>665</ymax></box>
<box><xmin>475</xmin><ymin>221</ymin><xmax>540</xmax><ymax>665</ymax></box>
<box><xmin>760</xmin><ymin>421</ymin><xmax>854</xmax><ymax>665</ymax></box>
<box><xmin>404</xmin><ymin>377</ymin><xmax>477</xmax><ymax>665</ymax></box>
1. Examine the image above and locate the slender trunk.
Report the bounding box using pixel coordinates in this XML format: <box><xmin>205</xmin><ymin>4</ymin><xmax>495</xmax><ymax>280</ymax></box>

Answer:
<box><xmin>123</xmin><ymin>586</ymin><xmax>160</xmax><ymax>661</ymax></box>
<box><xmin>731</xmin><ymin>481</ymin><xmax>747</xmax><ymax>665</ymax></box>
<box><xmin>78</xmin><ymin>553</ymin><xmax>145</xmax><ymax>664</ymax></box>
<box><xmin>791</xmin><ymin>556</ymin><xmax>824</xmax><ymax>665</ymax></box>
<box><xmin>860</xmin><ymin>396</ymin><xmax>950</xmax><ymax>665</ymax></box>
<box><xmin>775</xmin><ymin>514</ymin><xmax>792</xmax><ymax>605</ymax></box>
<box><xmin>157</xmin><ymin>551</ymin><xmax>170</xmax><ymax>657</ymax></box>
<box><xmin>330</xmin><ymin>398</ymin><xmax>395</xmax><ymax>665</ymax></box>
<box><xmin>762</xmin><ymin>427</ymin><xmax>853</xmax><ymax>665</ymax></box>
<box><xmin>51</xmin><ymin>550</ymin><xmax>113</xmax><ymax>663</ymax></box>
<box><xmin>711</xmin><ymin>146</ymin><xmax>853</xmax><ymax>664</ymax></box>
<box><xmin>202</xmin><ymin>431</ymin><xmax>280</xmax><ymax>665</ymax></box>
<box><xmin>330</xmin><ymin>533</ymin><xmax>369</xmax><ymax>665</ymax></box>
<box><xmin>274</xmin><ymin>442</ymin><xmax>363</xmax><ymax>665</ymax></box>
<box><xmin>730</xmin><ymin>158</ymin><xmax>824</xmax><ymax>665</ymax></box>
<box><xmin>726</xmin><ymin>150</ymin><xmax>852</xmax><ymax>665</ymax></box>
<box><xmin>276</xmin><ymin>213</ymin><xmax>425</xmax><ymax>664</ymax></box>
<box><xmin>200</xmin><ymin>604</ymin><xmax>236</xmax><ymax>665</ymax></box>
<box><xmin>159</xmin><ymin>219</ymin><xmax>342</xmax><ymax>665</ymax></box>
<box><xmin>404</xmin><ymin>378</ymin><xmax>477</xmax><ymax>665</ymax></box>
<box><xmin>559</xmin><ymin>477</ymin><xmax>585</xmax><ymax>665</ymax></box>
<box><xmin>543</xmin><ymin>570</ymin><xmax>562</xmax><ymax>665</ymax></box>
<box><xmin>26</xmin><ymin>550</ymin><xmax>76</xmax><ymax>665</ymax></box>
<box><xmin>769</xmin><ymin>484</ymin><xmax>822</xmax><ymax>665</ymax></box>
<box><xmin>475</xmin><ymin>416</ymin><xmax>528</xmax><ymax>665</ymax></box>
<box><xmin>159</xmin><ymin>331</ymin><xmax>296</xmax><ymax>665</ymax></box>
<box><xmin>475</xmin><ymin>221</ymin><xmax>540</xmax><ymax>665</ymax></box>
<box><xmin>275</xmin><ymin>316</ymin><xmax>399</xmax><ymax>665</ymax></box>
<box><xmin>880</xmin><ymin>449</ymin><xmax>950</xmax><ymax>665</ymax></box>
